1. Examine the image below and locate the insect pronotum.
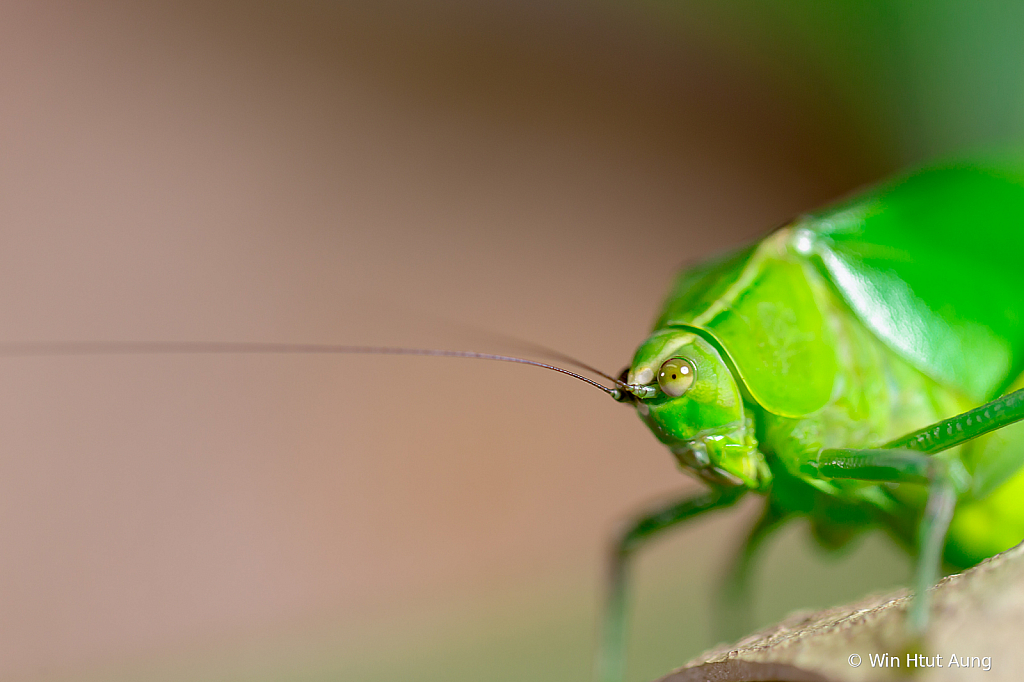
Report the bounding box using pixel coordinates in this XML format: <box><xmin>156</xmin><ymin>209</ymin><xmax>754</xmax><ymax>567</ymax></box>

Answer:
<box><xmin>6</xmin><ymin>159</ymin><xmax>1024</xmax><ymax>682</ymax></box>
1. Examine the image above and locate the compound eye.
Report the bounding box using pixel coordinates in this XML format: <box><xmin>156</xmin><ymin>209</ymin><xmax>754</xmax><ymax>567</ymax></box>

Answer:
<box><xmin>657</xmin><ymin>357</ymin><xmax>695</xmax><ymax>397</ymax></box>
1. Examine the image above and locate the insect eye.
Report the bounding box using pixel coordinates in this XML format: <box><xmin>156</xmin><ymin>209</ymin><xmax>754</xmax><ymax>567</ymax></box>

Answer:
<box><xmin>657</xmin><ymin>357</ymin><xmax>695</xmax><ymax>397</ymax></box>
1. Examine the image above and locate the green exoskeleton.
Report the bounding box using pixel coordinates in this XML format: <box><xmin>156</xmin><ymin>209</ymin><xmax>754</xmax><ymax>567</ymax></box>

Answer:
<box><xmin>598</xmin><ymin>159</ymin><xmax>1024</xmax><ymax>681</ymax></box>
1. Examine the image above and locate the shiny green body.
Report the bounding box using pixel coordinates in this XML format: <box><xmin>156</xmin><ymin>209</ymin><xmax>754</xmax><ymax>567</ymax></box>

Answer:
<box><xmin>629</xmin><ymin>161</ymin><xmax>1024</xmax><ymax>569</ymax></box>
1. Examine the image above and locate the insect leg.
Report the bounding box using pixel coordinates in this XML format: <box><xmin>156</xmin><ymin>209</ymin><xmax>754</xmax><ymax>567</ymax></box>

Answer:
<box><xmin>598</xmin><ymin>486</ymin><xmax>745</xmax><ymax>682</ymax></box>
<box><xmin>816</xmin><ymin>448</ymin><xmax>958</xmax><ymax>633</ymax></box>
<box><xmin>714</xmin><ymin>499</ymin><xmax>790</xmax><ymax>641</ymax></box>
<box><xmin>883</xmin><ymin>387</ymin><xmax>1024</xmax><ymax>454</ymax></box>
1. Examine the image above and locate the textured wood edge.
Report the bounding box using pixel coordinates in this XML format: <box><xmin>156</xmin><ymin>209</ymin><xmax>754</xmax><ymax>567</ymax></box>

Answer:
<box><xmin>654</xmin><ymin>541</ymin><xmax>1024</xmax><ymax>682</ymax></box>
<box><xmin>658</xmin><ymin>659</ymin><xmax>830</xmax><ymax>682</ymax></box>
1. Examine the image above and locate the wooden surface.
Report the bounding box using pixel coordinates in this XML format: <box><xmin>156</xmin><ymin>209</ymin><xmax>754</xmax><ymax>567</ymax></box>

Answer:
<box><xmin>660</xmin><ymin>542</ymin><xmax>1024</xmax><ymax>681</ymax></box>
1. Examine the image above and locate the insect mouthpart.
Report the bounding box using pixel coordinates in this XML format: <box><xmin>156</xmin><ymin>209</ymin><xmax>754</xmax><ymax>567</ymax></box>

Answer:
<box><xmin>673</xmin><ymin>443</ymin><xmax>745</xmax><ymax>487</ymax></box>
<box><xmin>611</xmin><ymin>384</ymin><xmax>659</xmax><ymax>404</ymax></box>
<box><xmin>611</xmin><ymin>366</ymin><xmax>658</xmax><ymax>403</ymax></box>
<box><xmin>623</xmin><ymin>384</ymin><xmax>658</xmax><ymax>400</ymax></box>
<box><xmin>674</xmin><ymin>442</ymin><xmax>711</xmax><ymax>468</ymax></box>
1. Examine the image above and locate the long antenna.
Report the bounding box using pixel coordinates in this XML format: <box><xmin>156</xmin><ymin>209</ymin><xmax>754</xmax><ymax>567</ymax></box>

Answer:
<box><xmin>437</xmin><ymin>325</ymin><xmax>628</xmax><ymax>388</ymax></box>
<box><xmin>495</xmin><ymin>339</ymin><xmax>627</xmax><ymax>388</ymax></box>
<box><xmin>0</xmin><ymin>341</ymin><xmax>622</xmax><ymax>398</ymax></box>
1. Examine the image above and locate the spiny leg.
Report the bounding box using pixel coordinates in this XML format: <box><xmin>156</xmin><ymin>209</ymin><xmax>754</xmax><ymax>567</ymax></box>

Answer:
<box><xmin>598</xmin><ymin>486</ymin><xmax>745</xmax><ymax>682</ymax></box>
<box><xmin>885</xmin><ymin>386</ymin><xmax>1024</xmax><ymax>454</ymax></box>
<box><xmin>816</xmin><ymin>448</ymin><xmax>958</xmax><ymax>633</ymax></box>
<box><xmin>714</xmin><ymin>500</ymin><xmax>789</xmax><ymax>641</ymax></box>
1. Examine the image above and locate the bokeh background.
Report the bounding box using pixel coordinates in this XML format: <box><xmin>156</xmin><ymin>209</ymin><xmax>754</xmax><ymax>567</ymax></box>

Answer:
<box><xmin>2</xmin><ymin>2</ymin><xmax>1023</xmax><ymax>681</ymax></box>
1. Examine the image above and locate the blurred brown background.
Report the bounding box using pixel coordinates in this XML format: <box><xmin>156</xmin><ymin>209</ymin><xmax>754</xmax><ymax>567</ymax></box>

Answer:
<box><xmin>2</xmin><ymin>2</ymin><xmax>1020</xmax><ymax>681</ymax></box>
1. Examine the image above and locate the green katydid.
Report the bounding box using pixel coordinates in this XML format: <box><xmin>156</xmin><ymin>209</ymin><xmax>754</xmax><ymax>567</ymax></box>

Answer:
<box><xmin>5</xmin><ymin>159</ymin><xmax>1024</xmax><ymax>682</ymax></box>
<box><xmin>596</xmin><ymin>158</ymin><xmax>1024</xmax><ymax>681</ymax></box>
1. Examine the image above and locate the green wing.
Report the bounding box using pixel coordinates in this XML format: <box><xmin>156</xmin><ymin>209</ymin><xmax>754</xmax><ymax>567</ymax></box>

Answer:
<box><xmin>798</xmin><ymin>162</ymin><xmax>1024</xmax><ymax>403</ymax></box>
